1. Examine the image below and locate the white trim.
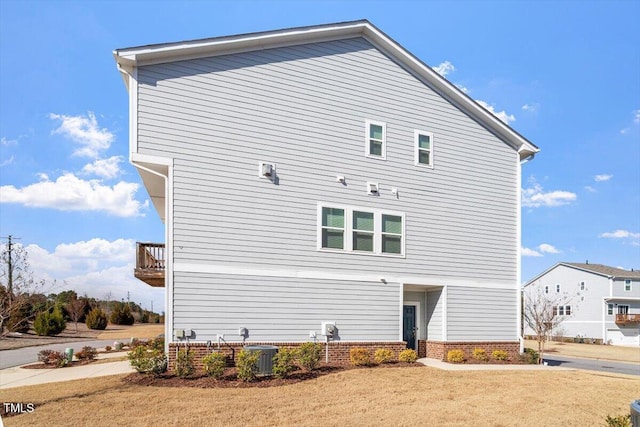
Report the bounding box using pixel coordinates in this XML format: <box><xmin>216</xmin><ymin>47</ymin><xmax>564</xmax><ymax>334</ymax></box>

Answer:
<box><xmin>129</xmin><ymin>68</ymin><xmax>138</xmax><ymax>156</ymax></box>
<box><xmin>166</xmin><ymin>164</ymin><xmax>174</xmax><ymax>350</ymax></box>
<box><xmin>516</xmin><ymin>151</ymin><xmax>522</xmax><ymax>345</ymax></box>
<box><xmin>414</xmin><ymin>130</ymin><xmax>434</xmax><ymax>168</ymax></box>
<box><xmin>402</xmin><ymin>300</ymin><xmax>420</xmax><ymax>350</ymax></box>
<box><xmin>131</xmin><ymin>152</ymin><xmax>173</xmax><ymax>166</ymax></box>
<box><xmin>365</xmin><ymin>120</ymin><xmax>387</xmax><ymax>160</ymax></box>
<box><xmin>399</xmin><ymin>283</ymin><xmax>405</xmax><ymax>341</ymax></box>
<box><xmin>442</xmin><ymin>286</ymin><xmax>448</xmax><ymax>341</ymax></box>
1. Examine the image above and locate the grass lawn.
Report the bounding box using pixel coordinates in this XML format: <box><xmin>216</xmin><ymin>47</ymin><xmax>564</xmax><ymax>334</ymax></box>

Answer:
<box><xmin>525</xmin><ymin>339</ymin><xmax>640</xmax><ymax>363</ymax></box>
<box><xmin>1</xmin><ymin>367</ymin><xmax>637</xmax><ymax>426</ymax></box>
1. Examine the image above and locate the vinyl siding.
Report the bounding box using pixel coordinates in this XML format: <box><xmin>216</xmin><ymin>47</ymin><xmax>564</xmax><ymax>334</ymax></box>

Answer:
<box><xmin>446</xmin><ymin>286</ymin><xmax>517</xmax><ymax>341</ymax></box>
<box><xmin>426</xmin><ymin>289</ymin><xmax>443</xmax><ymax>340</ymax></box>
<box><xmin>137</xmin><ymin>37</ymin><xmax>518</xmax><ymax>283</ymax></box>
<box><xmin>173</xmin><ymin>272</ymin><xmax>400</xmax><ymax>342</ymax></box>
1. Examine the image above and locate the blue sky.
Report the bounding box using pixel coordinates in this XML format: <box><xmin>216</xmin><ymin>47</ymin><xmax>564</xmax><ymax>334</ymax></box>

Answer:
<box><xmin>1</xmin><ymin>1</ymin><xmax>638</xmax><ymax>309</ymax></box>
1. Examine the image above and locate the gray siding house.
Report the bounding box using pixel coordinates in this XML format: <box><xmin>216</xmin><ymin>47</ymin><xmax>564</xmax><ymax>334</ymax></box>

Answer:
<box><xmin>524</xmin><ymin>263</ymin><xmax>640</xmax><ymax>347</ymax></box>
<box><xmin>115</xmin><ymin>20</ymin><xmax>539</xmax><ymax>362</ymax></box>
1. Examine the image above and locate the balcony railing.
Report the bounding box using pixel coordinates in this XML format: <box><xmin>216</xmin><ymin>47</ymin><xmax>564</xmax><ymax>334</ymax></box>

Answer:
<box><xmin>134</xmin><ymin>242</ymin><xmax>165</xmax><ymax>287</ymax></box>
<box><xmin>615</xmin><ymin>314</ymin><xmax>640</xmax><ymax>324</ymax></box>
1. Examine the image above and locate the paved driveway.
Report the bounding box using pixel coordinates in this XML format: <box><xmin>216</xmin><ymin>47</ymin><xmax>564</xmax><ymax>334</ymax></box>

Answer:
<box><xmin>544</xmin><ymin>354</ymin><xmax>639</xmax><ymax>376</ymax></box>
<box><xmin>0</xmin><ymin>340</ymin><xmax>121</xmax><ymax>369</ymax></box>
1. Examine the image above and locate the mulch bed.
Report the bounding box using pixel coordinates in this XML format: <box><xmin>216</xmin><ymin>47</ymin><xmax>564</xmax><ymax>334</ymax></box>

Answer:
<box><xmin>123</xmin><ymin>362</ymin><xmax>422</xmax><ymax>388</ymax></box>
<box><xmin>21</xmin><ymin>359</ymin><xmax>97</xmax><ymax>369</ymax></box>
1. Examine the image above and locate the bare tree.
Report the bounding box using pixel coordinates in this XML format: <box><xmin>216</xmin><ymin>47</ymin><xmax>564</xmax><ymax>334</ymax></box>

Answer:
<box><xmin>66</xmin><ymin>297</ymin><xmax>86</xmax><ymax>333</ymax></box>
<box><xmin>523</xmin><ymin>286</ymin><xmax>574</xmax><ymax>364</ymax></box>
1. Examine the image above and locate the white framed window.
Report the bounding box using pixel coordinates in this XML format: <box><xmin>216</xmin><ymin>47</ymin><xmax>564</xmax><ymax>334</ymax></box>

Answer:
<box><xmin>618</xmin><ymin>305</ymin><xmax>629</xmax><ymax>315</ymax></box>
<box><xmin>365</xmin><ymin>120</ymin><xmax>386</xmax><ymax>159</ymax></box>
<box><xmin>318</xmin><ymin>203</ymin><xmax>405</xmax><ymax>256</ymax></box>
<box><xmin>607</xmin><ymin>303</ymin><xmax>614</xmax><ymax>316</ymax></box>
<box><xmin>544</xmin><ymin>285</ymin><xmax>549</xmax><ymax>294</ymax></box>
<box><xmin>414</xmin><ymin>130</ymin><xmax>433</xmax><ymax>167</ymax></box>
<box><xmin>624</xmin><ymin>279</ymin><xmax>632</xmax><ymax>292</ymax></box>
<box><xmin>554</xmin><ymin>305</ymin><xmax>571</xmax><ymax>316</ymax></box>
<box><xmin>580</xmin><ymin>281</ymin><xmax>585</xmax><ymax>291</ymax></box>
<box><xmin>556</xmin><ymin>284</ymin><xmax>561</xmax><ymax>293</ymax></box>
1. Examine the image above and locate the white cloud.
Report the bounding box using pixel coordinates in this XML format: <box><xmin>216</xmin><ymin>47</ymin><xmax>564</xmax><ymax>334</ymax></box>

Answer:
<box><xmin>50</xmin><ymin>111</ymin><xmax>114</xmax><ymax>158</ymax></box>
<box><xmin>0</xmin><ymin>155</ymin><xmax>15</xmax><ymax>167</ymax></box>
<box><xmin>1</xmin><ymin>136</ymin><xmax>18</xmax><ymax>146</ymax></box>
<box><xmin>81</xmin><ymin>156</ymin><xmax>124</xmax><ymax>179</ymax></box>
<box><xmin>476</xmin><ymin>100</ymin><xmax>515</xmax><ymax>124</ymax></box>
<box><xmin>634</xmin><ymin>109</ymin><xmax>640</xmax><ymax>124</ymax></box>
<box><xmin>584</xmin><ymin>185</ymin><xmax>596</xmax><ymax>193</ymax></box>
<box><xmin>521</xmin><ymin>247</ymin><xmax>542</xmax><ymax>257</ymax></box>
<box><xmin>594</xmin><ymin>174</ymin><xmax>612</xmax><ymax>182</ymax></box>
<box><xmin>538</xmin><ymin>243</ymin><xmax>560</xmax><ymax>254</ymax></box>
<box><xmin>599</xmin><ymin>229</ymin><xmax>640</xmax><ymax>246</ymax></box>
<box><xmin>522</xmin><ymin>103</ymin><xmax>539</xmax><ymax>113</ymax></box>
<box><xmin>522</xmin><ymin>179</ymin><xmax>577</xmax><ymax>207</ymax></box>
<box><xmin>433</xmin><ymin>61</ymin><xmax>455</xmax><ymax>77</ymax></box>
<box><xmin>0</xmin><ymin>172</ymin><xmax>147</xmax><ymax>217</ymax></box>
<box><xmin>455</xmin><ymin>83</ymin><xmax>470</xmax><ymax>94</ymax></box>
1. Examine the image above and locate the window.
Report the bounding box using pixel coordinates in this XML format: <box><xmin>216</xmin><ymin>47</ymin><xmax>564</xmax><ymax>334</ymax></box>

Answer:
<box><xmin>365</xmin><ymin>120</ymin><xmax>386</xmax><ymax>159</ymax></box>
<box><xmin>565</xmin><ymin>306</ymin><xmax>571</xmax><ymax>316</ymax></box>
<box><xmin>552</xmin><ymin>306</ymin><xmax>558</xmax><ymax>316</ymax></box>
<box><xmin>544</xmin><ymin>285</ymin><xmax>549</xmax><ymax>294</ymax></box>
<box><xmin>618</xmin><ymin>305</ymin><xmax>629</xmax><ymax>315</ymax></box>
<box><xmin>554</xmin><ymin>305</ymin><xmax>571</xmax><ymax>316</ymax></box>
<box><xmin>580</xmin><ymin>281</ymin><xmax>585</xmax><ymax>291</ymax></box>
<box><xmin>556</xmin><ymin>284</ymin><xmax>561</xmax><ymax>293</ymax></box>
<box><xmin>321</xmin><ymin>207</ymin><xmax>344</xmax><ymax>250</ymax></box>
<box><xmin>624</xmin><ymin>280</ymin><xmax>632</xmax><ymax>292</ymax></box>
<box><xmin>318</xmin><ymin>204</ymin><xmax>404</xmax><ymax>256</ymax></box>
<box><xmin>607</xmin><ymin>303</ymin><xmax>614</xmax><ymax>316</ymax></box>
<box><xmin>415</xmin><ymin>130</ymin><xmax>433</xmax><ymax>167</ymax></box>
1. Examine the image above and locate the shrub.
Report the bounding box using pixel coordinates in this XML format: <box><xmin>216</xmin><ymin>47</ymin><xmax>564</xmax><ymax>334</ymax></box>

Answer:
<box><xmin>374</xmin><ymin>348</ymin><xmax>394</xmax><ymax>364</ymax></box>
<box><xmin>605</xmin><ymin>415</ymin><xmax>631</xmax><ymax>427</ymax></box>
<box><xmin>33</xmin><ymin>307</ymin><xmax>66</xmax><ymax>336</ymax></box>
<box><xmin>109</xmin><ymin>303</ymin><xmax>135</xmax><ymax>326</ymax></box>
<box><xmin>297</xmin><ymin>342</ymin><xmax>322</xmax><ymax>371</ymax></box>
<box><xmin>76</xmin><ymin>346</ymin><xmax>98</xmax><ymax>360</ymax></box>
<box><xmin>521</xmin><ymin>348</ymin><xmax>539</xmax><ymax>364</ymax></box>
<box><xmin>236</xmin><ymin>349</ymin><xmax>259</xmax><ymax>382</ymax></box>
<box><xmin>105</xmin><ymin>345</ymin><xmax>112</xmax><ymax>352</ymax></box>
<box><xmin>85</xmin><ymin>308</ymin><xmax>108</xmax><ymax>330</ymax></box>
<box><xmin>447</xmin><ymin>349</ymin><xmax>465</xmax><ymax>363</ymax></box>
<box><xmin>175</xmin><ymin>348</ymin><xmax>195</xmax><ymax>378</ymax></box>
<box><xmin>127</xmin><ymin>345</ymin><xmax>167</xmax><ymax>376</ymax></box>
<box><xmin>272</xmin><ymin>348</ymin><xmax>297</xmax><ymax>379</ymax></box>
<box><xmin>492</xmin><ymin>350</ymin><xmax>509</xmax><ymax>361</ymax></box>
<box><xmin>472</xmin><ymin>348</ymin><xmax>489</xmax><ymax>362</ymax></box>
<box><xmin>150</xmin><ymin>336</ymin><xmax>165</xmax><ymax>351</ymax></box>
<box><xmin>398</xmin><ymin>349</ymin><xmax>418</xmax><ymax>363</ymax></box>
<box><xmin>202</xmin><ymin>352</ymin><xmax>227</xmax><ymax>379</ymax></box>
<box><xmin>37</xmin><ymin>349</ymin><xmax>68</xmax><ymax>368</ymax></box>
<box><xmin>350</xmin><ymin>347</ymin><xmax>371</xmax><ymax>366</ymax></box>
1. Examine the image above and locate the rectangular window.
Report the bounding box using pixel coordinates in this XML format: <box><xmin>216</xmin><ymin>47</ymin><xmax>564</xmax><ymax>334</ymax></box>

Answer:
<box><xmin>565</xmin><ymin>306</ymin><xmax>571</xmax><ymax>316</ymax></box>
<box><xmin>544</xmin><ymin>285</ymin><xmax>549</xmax><ymax>294</ymax></box>
<box><xmin>580</xmin><ymin>281</ymin><xmax>585</xmax><ymax>291</ymax></box>
<box><xmin>553</xmin><ymin>306</ymin><xmax>558</xmax><ymax>316</ymax></box>
<box><xmin>624</xmin><ymin>280</ymin><xmax>632</xmax><ymax>292</ymax></box>
<box><xmin>318</xmin><ymin>204</ymin><xmax>404</xmax><ymax>256</ymax></box>
<box><xmin>415</xmin><ymin>130</ymin><xmax>433</xmax><ymax>167</ymax></box>
<box><xmin>321</xmin><ymin>207</ymin><xmax>344</xmax><ymax>249</ymax></box>
<box><xmin>607</xmin><ymin>304</ymin><xmax>614</xmax><ymax>315</ymax></box>
<box><xmin>618</xmin><ymin>305</ymin><xmax>629</xmax><ymax>315</ymax></box>
<box><xmin>365</xmin><ymin>120</ymin><xmax>386</xmax><ymax>159</ymax></box>
<box><xmin>556</xmin><ymin>284</ymin><xmax>561</xmax><ymax>293</ymax></box>
<box><xmin>558</xmin><ymin>306</ymin><xmax>565</xmax><ymax>316</ymax></box>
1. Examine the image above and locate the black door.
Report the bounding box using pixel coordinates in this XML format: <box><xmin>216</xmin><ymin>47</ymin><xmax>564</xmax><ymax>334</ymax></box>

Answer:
<box><xmin>403</xmin><ymin>305</ymin><xmax>416</xmax><ymax>349</ymax></box>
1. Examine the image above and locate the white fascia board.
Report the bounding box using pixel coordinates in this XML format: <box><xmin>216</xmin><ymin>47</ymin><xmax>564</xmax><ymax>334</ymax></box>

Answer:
<box><xmin>603</xmin><ymin>297</ymin><xmax>640</xmax><ymax>302</ymax></box>
<box><xmin>522</xmin><ymin>262</ymin><xmax>565</xmax><ymax>287</ymax></box>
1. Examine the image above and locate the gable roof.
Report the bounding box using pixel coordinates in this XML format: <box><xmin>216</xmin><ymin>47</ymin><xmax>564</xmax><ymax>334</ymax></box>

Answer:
<box><xmin>525</xmin><ymin>262</ymin><xmax>640</xmax><ymax>286</ymax></box>
<box><xmin>114</xmin><ymin>20</ymin><xmax>539</xmax><ymax>160</ymax></box>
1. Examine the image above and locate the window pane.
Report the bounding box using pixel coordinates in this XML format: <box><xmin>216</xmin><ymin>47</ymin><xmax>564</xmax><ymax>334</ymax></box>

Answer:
<box><xmin>353</xmin><ymin>232</ymin><xmax>374</xmax><ymax>252</ymax></box>
<box><xmin>322</xmin><ymin>229</ymin><xmax>344</xmax><ymax>249</ymax></box>
<box><xmin>370</xmin><ymin>124</ymin><xmax>383</xmax><ymax>140</ymax></box>
<box><xmin>418</xmin><ymin>150</ymin><xmax>430</xmax><ymax>165</ymax></box>
<box><xmin>382</xmin><ymin>215</ymin><xmax>402</xmax><ymax>234</ymax></box>
<box><xmin>382</xmin><ymin>235</ymin><xmax>401</xmax><ymax>254</ymax></box>
<box><xmin>418</xmin><ymin>134</ymin><xmax>431</xmax><ymax>149</ymax></box>
<box><xmin>322</xmin><ymin>207</ymin><xmax>344</xmax><ymax>228</ymax></box>
<box><xmin>566</xmin><ymin>306</ymin><xmax>571</xmax><ymax>315</ymax></box>
<box><xmin>369</xmin><ymin>140</ymin><xmax>382</xmax><ymax>156</ymax></box>
<box><xmin>353</xmin><ymin>211</ymin><xmax>374</xmax><ymax>231</ymax></box>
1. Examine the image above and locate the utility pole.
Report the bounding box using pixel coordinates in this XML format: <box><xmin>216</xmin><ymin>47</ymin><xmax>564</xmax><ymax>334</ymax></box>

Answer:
<box><xmin>1</xmin><ymin>235</ymin><xmax>21</xmax><ymax>301</ymax></box>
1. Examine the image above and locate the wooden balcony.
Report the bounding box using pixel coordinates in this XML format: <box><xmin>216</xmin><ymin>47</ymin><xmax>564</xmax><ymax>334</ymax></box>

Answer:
<box><xmin>615</xmin><ymin>314</ymin><xmax>640</xmax><ymax>325</ymax></box>
<box><xmin>134</xmin><ymin>242</ymin><xmax>165</xmax><ymax>287</ymax></box>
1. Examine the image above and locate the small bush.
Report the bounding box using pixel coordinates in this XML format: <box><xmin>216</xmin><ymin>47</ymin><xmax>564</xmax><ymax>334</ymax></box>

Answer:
<box><xmin>37</xmin><ymin>349</ymin><xmax>68</xmax><ymax>368</ymax></box>
<box><xmin>202</xmin><ymin>352</ymin><xmax>227</xmax><ymax>378</ymax></box>
<box><xmin>297</xmin><ymin>342</ymin><xmax>322</xmax><ymax>371</ymax></box>
<box><xmin>110</xmin><ymin>303</ymin><xmax>135</xmax><ymax>326</ymax></box>
<box><xmin>175</xmin><ymin>348</ymin><xmax>195</xmax><ymax>378</ymax></box>
<box><xmin>398</xmin><ymin>349</ymin><xmax>418</xmax><ymax>363</ymax></box>
<box><xmin>447</xmin><ymin>349</ymin><xmax>465</xmax><ymax>363</ymax></box>
<box><xmin>521</xmin><ymin>348</ymin><xmax>539</xmax><ymax>364</ymax></box>
<box><xmin>236</xmin><ymin>349</ymin><xmax>259</xmax><ymax>382</ymax></box>
<box><xmin>605</xmin><ymin>414</ymin><xmax>631</xmax><ymax>427</ymax></box>
<box><xmin>472</xmin><ymin>348</ymin><xmax>489</xmax><ymax>362</ymax></box>
<box><xmin>374</xmin><ymin>348</ymin><xmax>394</xmax><ymax>364</ymax></box>
<box><xmin>127</xmin><ymin>345</ymin><xmax>167</xmax><ymax>376</ymax></box>
<box><xmin>85</xmin><ymin>308</ymin><xmax>108</xmax><ymax>330</ymax></box>
<box><xmin>349</xmin><ymin>347</ymin><xmax>371</xmax><ymax>366</ymax></box>
<box><xmin>272</xmin><ymin>348</ymin><xmax>297</xmax><ymax>379</ymax></box>
<box><xmin>492</xmin><ymin>350</ymin><xmax>509</xmax><ymax>361</ymax></box>
<box><xmin>33</xmin><ymin>307</ymin><xmax>66</xmax><ymax>336</ymax></box>
<box><xmin>76</xmin><ymin>346</ymin><xmax>98</xmax><ymax>360</ymax></box>
<box><xmin>105</xmin><ymin>345</ymin><xmax>112</xmax><ymax>352</ymax></box>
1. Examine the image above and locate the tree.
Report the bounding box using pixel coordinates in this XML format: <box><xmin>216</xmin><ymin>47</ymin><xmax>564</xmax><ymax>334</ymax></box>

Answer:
<box><xmin>66</xmin><ymin>297</ymin><xmax>86</xmax><ymax>332</ymax></box>
<box><xmin>523</xmin><ymin>286</ymin><xmax>574</xmax><ymax>364</ymax></box>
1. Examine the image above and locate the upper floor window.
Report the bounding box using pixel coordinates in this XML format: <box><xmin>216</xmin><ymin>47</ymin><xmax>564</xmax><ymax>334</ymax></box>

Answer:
<box><xmin>544</xmin><ymin>285</ymin><xmax>549</xmax><ymax>294</ymax></box>
<box><xmin>319</xmin><ymin>204</ymin><xmax>404</xmax><ymax>256</ymax></box>
<box><xmin>365</xmin><ymin>120</ymin><xmax>386</xmax><ymax>159</ymax></box>
<box><xmin>414</xmin><ymin>130</ymin><xmax>433</xmax><ymax>167</ymax></box>
<box><xmin>624</xmin><ymin>280</ymin><xmax>632</xmax><ymax>292</ymax></box>
<box><xmin>556</xmin><ymin>284</ymin><xmax>561</xmax><ymax>293</ymax></box>
<box><xmin>580</xmin><ymin>281</ymin><xmax>585</xmax><ymax>291</ymax></box>
<box><xmin>607</xmin><ymin>303</ymin><xmax>614</xmax><ymax>315</ymax></box>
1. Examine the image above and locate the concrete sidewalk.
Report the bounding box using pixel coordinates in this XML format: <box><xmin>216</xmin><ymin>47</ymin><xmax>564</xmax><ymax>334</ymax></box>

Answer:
<box><xmin>418</xmin><ymin>358</ymin><xmax>575</xmax><ymax>371</ymax></box>
<box><xmin>0</xmin><ymin>352</ymin><xmax>135</xmax><ymax>390</ymax></box>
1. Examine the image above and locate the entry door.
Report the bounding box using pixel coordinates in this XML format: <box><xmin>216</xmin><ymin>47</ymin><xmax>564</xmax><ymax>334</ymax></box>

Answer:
<box><xmin>403</xmin><ymin>305</ymin><xmax>417</xmax><ymax>349</ymax></box>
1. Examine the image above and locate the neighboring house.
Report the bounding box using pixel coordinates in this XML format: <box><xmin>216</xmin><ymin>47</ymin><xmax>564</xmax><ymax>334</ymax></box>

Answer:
<box><xmin>114</xmin><ymin>20</ymin><xmax>539</xmax><ymax>364</ymax></box>
<box><xmin>523</xmin><ymin>262</ymin><xmax>640</xmax><ymax>347</ymax></box>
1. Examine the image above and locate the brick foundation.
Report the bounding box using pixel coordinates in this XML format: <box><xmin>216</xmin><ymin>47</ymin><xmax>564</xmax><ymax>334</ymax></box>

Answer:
<box><xmin>417</xmin><ymin>340</ymin><xmax>427</xmax><ymax>358</ymax></box>
<box><xmin>424</xmin><ymin>341</ymin><xmax>520</xmax><ymax>361</ymax></box>
<box><xmin>168</xmin><ymin>341</ymin><xmax>407</xmax><ymax>371</ymax></box>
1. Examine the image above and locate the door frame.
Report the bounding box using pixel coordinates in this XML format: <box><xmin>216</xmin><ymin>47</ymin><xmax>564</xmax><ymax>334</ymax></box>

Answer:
<box><xmin>403</xmin><ymin>301</ymin><xmax>420</xmax><ymax>350</ymax></box>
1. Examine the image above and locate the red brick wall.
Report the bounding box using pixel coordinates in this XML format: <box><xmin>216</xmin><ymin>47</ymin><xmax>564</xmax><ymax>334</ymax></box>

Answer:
<box><xmin>417</xmin><ymin>340</ymin><xmax>427</xmax><ymax>358</ymax></box>
<box><xmin>425</xmin><ymin>341</ymin><xmax>520</xmax><ymax>361</ymax></box>
<box><xmin>168</xmin><ymin>341</ymin><xmax>407</xmax><ymax>371</ymax></box>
